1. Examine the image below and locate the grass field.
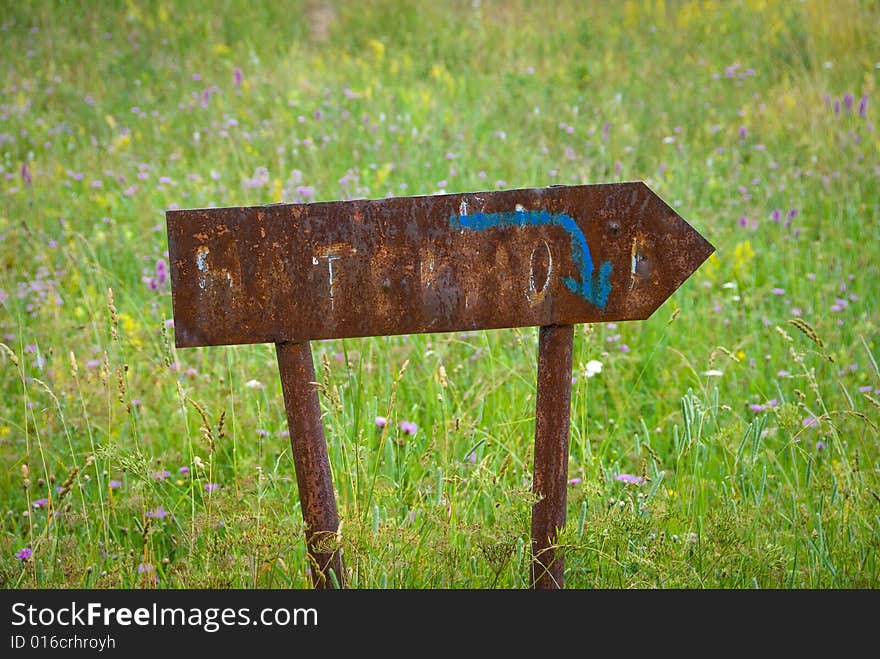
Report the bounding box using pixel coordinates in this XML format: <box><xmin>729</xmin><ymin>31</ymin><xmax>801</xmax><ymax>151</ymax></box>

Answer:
<box><xmin>1</xmin><ymin>0</ymin><xmax>879</xmax><ymax>588</ymax></box>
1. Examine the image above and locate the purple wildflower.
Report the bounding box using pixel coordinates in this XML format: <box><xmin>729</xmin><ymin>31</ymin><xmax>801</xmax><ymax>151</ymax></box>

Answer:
<box><xmin>858</xmin><ymin>385</ymin><xmax>872</xmax><ymax>393</ymax></box>
<box><xmin>858</xmin><ymin>94</ymin><xmax>868</xmax><ymax>118</ymax></box>
<box><xmin>375</xmin><ymin>415</ymin><xmax>387</xmax><ymax>429</ymax></box>
<box><xmin>21</xmin><ymin>163</ymin><xmax>32</xmax><ymax>185</ymax></box>
<box><xmin>146</xmin><ymin>506</ymin><xmax>167</xmax><ymax>519</ymax></box>
<box><xmin>156</xmin><ymin>259</ymin><xmax>167</xmax><ymax>286</ymax></box>
<box><xmin>399</xmin><ymin>420</ymin><xmax>417</xmax><ymax>436</ymax></box>
<box><xmin>749</xmin><ymin>404</ymin><xmax>765</xmax><ymax>413</ymax></box>
<box><xmin>108</xmin><ymin>480</ymin><xmax>122</xmax><ymax>489</ymax></box>
<box><xmin>295</xmin><ymin>185</ymin><xmax>316</xmax><ymax>202</ymax></box>
<box><xmin>771</xmin><ymin>287</ymin><xmax>785</xmax><ymax>295</ymax></box>
<box><xmin>816</xmin><ymin>441</ymin><xmax>825</xmax><ymax>452</ymax></box>
<box><xmin>137</xmin><ymin>563</ymin><xmax>154</xmax><ymax>574</ymax></box>
<box><xmin>567</xmin><ymin>477</ymin><xmax>582</xmax><ymax>486</ymax></box>
<box><xmin>844</xmin><ymin>93</ymin><xmax>854</xmax><ymax>112</ymax></box>
<box><xmin>15</xmin><ymin>547</ymin><xmax>33</xmax><ymax>561</ymax></box>
<box><xmin>204</xmin><ymin>483</ymin><xmax>219</xmax><ymax>492</ymax></box>
<box><xmin>771</xmin><ymin>209</ymin><xmax>781</xmax><ymax>223</ymax></box>
<box><xmin>152</xmin><ymin>470</ymin><xmax>171</xmax><ymax>481</ymax></box>
<box><xmin>234</xmin><ymin>67</ymin><xmax>242</xmax><ymax>86</ymax></box>
<box><xmin>738</xmin><ymin>126</ymin><xmax>747</xmax><ymax>140</ymax></box>
<box><xmin>179</xmin><ymin>466</ymin><xmax>189</xmax><ymax>475</ymax></box>
<box><xmin>614</xmin><ymin>473</ymin><xmax>645</xmax><ymax>485</ymax></box>
<box><xmin>802</xmin><ymin>416</ymin><xmax>818</xmax><ymax>429</ymax></box>
<box><xmin>32</xmin><ymin>498</ymin><xmax>49</xmax><ymax>509</ymax></box>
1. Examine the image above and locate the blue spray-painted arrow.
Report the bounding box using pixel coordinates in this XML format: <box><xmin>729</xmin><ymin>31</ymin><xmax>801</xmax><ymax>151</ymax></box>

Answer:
<box><xmin>450</xmin><ymin>209</ymin><xmax>612</xmax><ymax>309</ymax></box>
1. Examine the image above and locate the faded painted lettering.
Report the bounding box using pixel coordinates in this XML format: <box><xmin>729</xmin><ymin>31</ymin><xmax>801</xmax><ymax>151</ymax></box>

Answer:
<box><xmin>450</xmin><ymin>209</ymin><xmax>612</xmax><ymax>309</ymax></box>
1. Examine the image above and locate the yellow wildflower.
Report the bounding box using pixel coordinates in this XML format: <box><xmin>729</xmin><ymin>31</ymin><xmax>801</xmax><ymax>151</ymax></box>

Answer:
<box><xmin>367</xmin><ymin>39</ymin><xmax>385</xmax><ymax>61</ymax></box>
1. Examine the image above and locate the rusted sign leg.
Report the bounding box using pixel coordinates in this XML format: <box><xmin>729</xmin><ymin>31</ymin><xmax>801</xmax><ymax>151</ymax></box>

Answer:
<box><xmin>530</xmin><ymin>324</ymin><xmax>575</xmax><ymax>589</ymax></box>
<box><xmin>275</xmin><ymin>341</ymin><xmax>345</xmax><ymax>589</ymax></box>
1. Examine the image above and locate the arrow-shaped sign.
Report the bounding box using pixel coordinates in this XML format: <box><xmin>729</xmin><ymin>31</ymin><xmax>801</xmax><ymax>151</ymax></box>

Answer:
<box><xmin>165</xmin><ymin>181</ymin><xmax>714</xmax><ymax>590</ymax></box>
<box><xmin>166</xmin><ymin>182</ymin><xmax>714</xmax><ymax>348</ymax></box>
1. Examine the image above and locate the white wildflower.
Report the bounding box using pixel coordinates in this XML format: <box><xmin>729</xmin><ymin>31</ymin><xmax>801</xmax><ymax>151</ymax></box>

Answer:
<box><xmin>584</xmin><ymin>360</ymin><xmax>603</xmax><ymax>378</ymax></box>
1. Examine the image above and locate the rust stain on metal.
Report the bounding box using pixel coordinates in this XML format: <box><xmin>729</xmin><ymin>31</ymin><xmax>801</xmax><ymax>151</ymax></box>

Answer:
<box><xmin>315</xmin><ymin>242</ymin><xmax>357</xmax><ymax>258</ymax></box>
<box><xmin>531</xmin><ymin>323</ymin><xmax>574</xmax><ymax>589</ymax></box>
<box><xmin>276</xmin><ymin>341</ymin><xmax>344</xmax><ymax>588</ymax></box>
<box><xmin>166</xmin><ymin>182</ymin><xmax>714</xmax><ymax>348</ymax></box>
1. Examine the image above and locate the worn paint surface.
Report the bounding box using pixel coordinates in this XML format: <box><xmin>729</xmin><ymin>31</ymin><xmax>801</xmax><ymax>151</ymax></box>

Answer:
<box><xmin>166</xmin><ymin>182</ymin><xmax>714</xmax><ymax>348</ymax></box>
<box><xmin>450</xmin><ymin>209</ymin><xmax>613</xmax><ymax>308</ymax></box>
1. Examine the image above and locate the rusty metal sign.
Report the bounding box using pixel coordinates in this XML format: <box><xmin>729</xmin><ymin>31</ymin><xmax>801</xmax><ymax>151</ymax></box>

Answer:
<box><xmin>167</xmin><ymin>183</ymin><xmax>713</xmax><ymax>348</ymax></box>
<box><xmin>165</xmin><ymin>182</ymin><xmax>714</xmax><ymax>589</ymax></box>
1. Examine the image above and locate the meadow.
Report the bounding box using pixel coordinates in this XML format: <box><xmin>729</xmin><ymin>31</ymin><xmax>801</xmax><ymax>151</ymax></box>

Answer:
<box><xmin>1</xmin><ymin>0</ymin><xmax>878</xmax><ymax>588</ymax></box>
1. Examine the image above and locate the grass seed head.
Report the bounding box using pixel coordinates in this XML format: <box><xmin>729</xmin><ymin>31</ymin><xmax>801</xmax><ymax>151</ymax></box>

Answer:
<box><xmin>787</xmin><ymin>318</ymin><xmax>824</xmax><ymax>348</ymax></box>
<box><xmin>107</xmin><ymin>288</ymin><xmax>118</xmax><ymax>341</ymax></box>
<box><xmin>0</xmin><ymin>343</ymin><xmax>20</xmax><ymax>366</ymax></box>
